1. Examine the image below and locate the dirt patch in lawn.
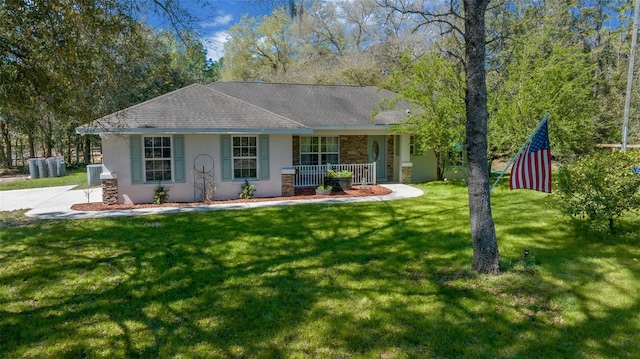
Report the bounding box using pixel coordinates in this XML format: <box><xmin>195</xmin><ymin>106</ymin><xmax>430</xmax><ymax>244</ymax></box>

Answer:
<box><xmin>0</xmin><ymin>171</ymin><xmax>28</xmax><ymax>183</ymax></box>
<box><xmin>71</xmin><ymin>185</ymin><xmax>392</xmax><ymax>211</ymax></box>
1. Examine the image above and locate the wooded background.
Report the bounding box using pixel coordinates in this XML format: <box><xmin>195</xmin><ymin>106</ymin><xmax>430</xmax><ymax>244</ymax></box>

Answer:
<box><xmin>1</xmin><ymin>0</ymin><xmax>637</xmax><ymax>169</ymax></box>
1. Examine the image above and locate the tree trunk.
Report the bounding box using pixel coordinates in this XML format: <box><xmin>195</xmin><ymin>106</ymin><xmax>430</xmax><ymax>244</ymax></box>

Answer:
<box><xmin>0</xmin><ymin>121</ymin><xmax>10</xmax><ymax>168</ymax></box>
<box><xmin>83</xmin><ymin>136</ymin><xmax>91</xmax><ymax>165</ymax></box>
<box><xmin>609</xmin><ymin>217</ymin><xmax>614</xmax><ymax>234</ymax></box>
<box><xmin>435</xmin><ymin>151</ymin><xmax>444</xmax><ymax>181</ymax></box>
<box><xmin>464</xmin><ymin>0</ymin><xmax>500</xmax><ymax>274</ymax></box>
<box><xmin>42</xmin><ymin>117</ymin><xmax>53</xmax><ymax>158</ymax></box>
<box><xmin>28</xmin><ymin>132</ymin><xmax>36</xmax><ymax>158</ymax></box>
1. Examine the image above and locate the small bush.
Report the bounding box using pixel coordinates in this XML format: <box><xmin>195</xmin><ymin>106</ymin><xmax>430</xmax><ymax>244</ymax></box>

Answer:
<box><xmin>555</xmin><ymin>150</ymin><xmax>640</xmax><ymax>232</ymax></box>
<box><xmin>153</xmin><ymin>182</ymin><xmax>169</xmax><ymax>204</ymax></box>
<box><xmin>326</xmin><ymin>169</ymin><xmax>353</xmax><ymax>178</ymax></box>
<box><xmin>239</xmin><ymin>179</ymin><xmax>256</xmax><ymax>199</ymax></box>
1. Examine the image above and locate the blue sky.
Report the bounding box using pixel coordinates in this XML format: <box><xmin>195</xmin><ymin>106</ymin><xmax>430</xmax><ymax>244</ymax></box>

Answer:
<box><xmin>143</xmin><ymin>1</ymin><xmax>274</xmax><ymax>61</ymax></box>
<box><xmin>189</xmin><ymin>1</ymin><xmax>274</xmax><ymax>61</ymax></box>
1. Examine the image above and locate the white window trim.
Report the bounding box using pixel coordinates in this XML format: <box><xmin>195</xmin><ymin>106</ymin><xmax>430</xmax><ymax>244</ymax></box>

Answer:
<box><xmin>300</xmin><ymin>136</ymin><xmax>340</xmax><ymax>165</ymax></box>
<box><xmin>143</xmin><ymin>136</ymin><xmax>173</xmax><ymax>183</ymax></box>
<box><xmin>232</xmin><ymin>135</ymin><xmax>258</xmax><ymax>180</ymax></box>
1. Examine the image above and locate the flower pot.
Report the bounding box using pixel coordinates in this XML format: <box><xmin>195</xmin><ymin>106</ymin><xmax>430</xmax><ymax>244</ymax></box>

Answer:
<box><xmin>325</xmin><ymin>177</ymin><xmax>352</xmax><ymax>191</ymax></box>
<box><xmin>315</xmin><ymin>189</ymin><xmax>332</xmax><ymax>196</ymax></box>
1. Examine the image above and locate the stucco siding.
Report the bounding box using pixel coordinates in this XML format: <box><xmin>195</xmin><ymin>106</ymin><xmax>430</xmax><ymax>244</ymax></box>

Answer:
<box><xmin>411</xmin><ymin>151</ymin><xmax>468</xmax><ymax>183</ymax></box>
<box><xmin>100</xmin><ymin>133</ymin><xmax>292</xmax><ymax>204</ymax></box>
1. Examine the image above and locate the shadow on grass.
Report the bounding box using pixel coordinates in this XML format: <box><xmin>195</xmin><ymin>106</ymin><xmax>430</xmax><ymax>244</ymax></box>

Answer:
<box><xmin>1</xmin><ymin>182</ymin><xmax>639</xmax><ymax>357</ymax></box>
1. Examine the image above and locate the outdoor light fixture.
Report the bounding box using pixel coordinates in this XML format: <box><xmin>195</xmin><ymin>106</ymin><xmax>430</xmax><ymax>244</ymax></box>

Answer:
<box><xmin>524</xmin><ymin>248</ymin><xmax>530</xmax><ymax>257</ymax></box>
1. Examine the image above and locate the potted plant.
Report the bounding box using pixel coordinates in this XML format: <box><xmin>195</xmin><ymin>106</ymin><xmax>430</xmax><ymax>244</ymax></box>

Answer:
<box><xmin>324</xmin><ymin>169</ymin><xmax>353</xmax><ymax>191</ymax></box>
<box><xmin>315</xmin><ymin>184</ymin><xmax>332</xmax><ymax>195</ymax></box>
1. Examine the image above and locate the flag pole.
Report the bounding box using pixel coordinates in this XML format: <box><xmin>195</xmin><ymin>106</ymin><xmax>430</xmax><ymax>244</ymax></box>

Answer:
<box><xmin>490</xmin><ymin>113</ymin><xmax>549</xmax><ymax>192</ymax></box>
<box><xmin>623</xmin><ymin>0</ymin><xmax>640</xmax><ymax>151</ymax></box>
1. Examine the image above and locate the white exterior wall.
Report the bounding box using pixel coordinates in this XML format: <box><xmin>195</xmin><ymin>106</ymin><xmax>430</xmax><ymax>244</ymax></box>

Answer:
<box><xmin>100</xmin><ymin>133</ymin><xmax>293</xmax><ymax>204</ymax></box>
<box><xmin>411</xmin><ymin>150</ymin><xmax>468</xmax><ymax>183</ymax></box>
<box><xmin>214</xmin><ymin>133</ymin><xmax>292</xmax><ymax>200</ymax></box>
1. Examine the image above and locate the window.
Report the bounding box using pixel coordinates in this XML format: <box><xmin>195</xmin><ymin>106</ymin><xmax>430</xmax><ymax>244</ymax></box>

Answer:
<box><xmin>300</xmin><ymin>136</ymin><xmax>339</xmax><ymax>165</ymax></box>
<box><xmin>409</xmin><ymin>136</ymin><xmax>423</xmax><ymax>156</ymax></box>
<box><xmin>233</xmin><ymin>136</ymin><xmax>257</xmax><ymax>178</ymax></box>
<box><xmin>144</xmin><ymin>136</ymin><xmax>172</xmax><ymax>181</ymax></box>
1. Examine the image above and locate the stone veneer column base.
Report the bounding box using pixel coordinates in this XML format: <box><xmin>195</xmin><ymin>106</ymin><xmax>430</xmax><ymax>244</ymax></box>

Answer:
<box><xmin>102</xmin><ymin>178</ymin><xmax>119</xmax><ymax>205</ymax></box>
<box><xmin>401</xmin><ymin>164</ymin><xmax>412</xmax><ymax>184</ymax></box>
<box><xmin>281</xmin><ymin>169</ymin><xmax>296</xmax><ymax>197</ymax></box>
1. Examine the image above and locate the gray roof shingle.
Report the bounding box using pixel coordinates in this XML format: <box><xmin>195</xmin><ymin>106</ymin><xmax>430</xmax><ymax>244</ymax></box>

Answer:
<box><xmin>78</xmin><ymin>82</ymin><xmax>408</xmax><ymax>134</ymax></box>
<box><xmin>208</xmin><ymin>82</ymin><xmax>407</xmax><ymax>128</ymax></box>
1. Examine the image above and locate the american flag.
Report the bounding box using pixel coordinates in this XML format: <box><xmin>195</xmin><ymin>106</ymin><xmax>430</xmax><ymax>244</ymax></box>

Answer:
<box><xmin>510</xmin><ymin>118</ymin><xmax>552</xmax><ymax>193</ymax></box>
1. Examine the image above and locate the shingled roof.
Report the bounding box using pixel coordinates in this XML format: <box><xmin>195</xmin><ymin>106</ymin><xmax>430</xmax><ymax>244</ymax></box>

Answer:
<box><xmin>77</xmin><ymin>82</ymin><xmax>407</xmax><ymax>134</ymax></box>
<box><xmin>208</xmin><ymin>82</ymin><xmax>407</xmax><ymax>128</ymax></box>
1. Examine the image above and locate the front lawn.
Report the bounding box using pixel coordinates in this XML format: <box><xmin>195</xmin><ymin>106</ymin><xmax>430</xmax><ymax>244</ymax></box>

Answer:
<box><xmin>1</xmin><ymin>182</ymin><xmax>639</xmax><ymax>358</ymax></box>
<box><xmin>0</xmin><ymin>167</ymin><xmax>92</xmax><ymax>191</ymax></box>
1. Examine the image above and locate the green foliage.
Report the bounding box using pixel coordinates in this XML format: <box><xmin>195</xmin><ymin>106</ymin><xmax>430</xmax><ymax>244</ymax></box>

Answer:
<box><xmin>316</xmin><ymin>184</ymin><xmax>332</xmax><ymax>191</ymax></box>
<box><xmin>222</xmin><ymin>8</ymin><xmax>295</xmax><ymax>82</ymax></box>
<box><xmin>238</xmin><ymin>179</ymin><xmax>256</xmax><ymax>199</ymax></box>
<box><xmin>381</xmin><ymin>53</ymin><xmax>465</xmax><ymax>180</ymax></box>
<box><xmin>555</xmin><ymin>150</ymin><xmax>640</xmax><ymax>232</ymax></box>
<box><xmin>0</xmin><ymin>2</ymin><xmax>214</xmax><ymax>166</ymax></box>
<box><xmin>325</xmin><ymin>169</ymin><xmax>353</xmax><ymax>178</ymax></box>
<box><xmin>153</xmin><ymin>182</ymin><xmax>169</xmax><ymax>204</ymax></box>
<box><xmin>220</xmin><ymin>1</ymin><xmax>428</xmax><ymax>85</ymax></box>
<box><xmin>489</xmin><ymin>31</ymin><xmax>597</xmax><ymax>162</ymax></box>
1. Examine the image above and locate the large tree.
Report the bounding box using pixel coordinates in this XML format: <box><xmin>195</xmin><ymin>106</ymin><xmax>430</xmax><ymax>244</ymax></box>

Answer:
<box><xmin>378</xmin><ymin>0</ymin><xmax>499</xmax><ymax>273</ymax></box>
<box><xmin>488</xmin><ymin>34</ymin><xmax>598</xmax><ymax>163</ymax></box>
<box><xmin>222</xmin><ymin>0</ymin><xmax>436</xmax><ymax>85</ymax></box>
<box><xmin>463</xmin><ymin>0</ymin><xmax>499</xmax><ymax>274</ymax></box>
<box><xmin>0</xmin><ymin>0</ymin><xmax>216</xmax><ymax>167</ymax></box>
<box><xmin>383</xmin><ymin>53</ymin><xmax>466</xmax><ymax>181</ymax></box>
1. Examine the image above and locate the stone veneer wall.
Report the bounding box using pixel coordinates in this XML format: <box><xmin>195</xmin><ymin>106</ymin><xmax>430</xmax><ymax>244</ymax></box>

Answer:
<box><xmin>401</xmin><ymin>166</ymin><xmax>412</xmax><ymax>184</ymax></box>
<box><xmin>281</xmin><ymin>173</ymin><xmax>295</xmax><ymax>196</ymax></box>
<box><xmin>387</xmin><ymin>136</ymin><xmax>394</xmax><ymax>181</ymax></box>
<box><xmin>292</xmin><ymin>136</ymin><xmax>300</xmax><ymax>166</ymax></box>
<box><xmin>339</xmin><ymin>135</ymin><xmax>368</xmax><ymax>164</ymax></box>
<box><xmin>102</xmin><ymin>179</ymin><xmax>119</xmax><ymax>205</ymax></box>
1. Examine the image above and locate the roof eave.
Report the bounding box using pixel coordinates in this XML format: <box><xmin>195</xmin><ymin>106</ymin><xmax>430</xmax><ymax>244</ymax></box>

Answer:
<box><xmin>310</xmin><ymin>125</ymin><xmax>394</xmax><ymax>131</ymax></box>
<box><xmin>76</xmin><ymin>127</ymin><xmax>314</xmax><ymax>135</ymax></box>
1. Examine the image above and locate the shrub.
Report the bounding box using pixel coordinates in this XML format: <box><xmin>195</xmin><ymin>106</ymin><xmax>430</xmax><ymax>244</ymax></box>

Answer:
<box><xmin>239</xmin><ymin>179</ymin><xmax>256</xmax><ymax>199</ymax></box>
<box><xmin>326</xmin><ymin>169</ymin><xmax>352</xmax><ymax>178</ymax></box>
<box><xmin>555</xmin><ymin>150</ymin><xmax>640</xmax><ymax>232</ymax></box>
<box><xmin>153</xmin><ymin>182</ymin><xmax>169</xmax><ymax>204</ymax></box>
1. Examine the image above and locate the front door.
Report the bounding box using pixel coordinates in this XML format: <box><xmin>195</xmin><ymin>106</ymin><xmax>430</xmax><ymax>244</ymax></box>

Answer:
<box><xmin>368</xmin><ymin>135</ymin><xmax>387</xmax><ymax>181</ymax></box>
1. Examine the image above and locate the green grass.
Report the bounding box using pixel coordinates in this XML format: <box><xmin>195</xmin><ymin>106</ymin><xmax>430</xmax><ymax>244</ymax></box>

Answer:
<box><xmin>0</xmin><ymin>167</ymin><xmax>93</xmax><ymax>191</ymax></box>
<box><xmin>1</xmin><ymin>181</ymin><xmax>639</xmax><ymax>358</ymax></box>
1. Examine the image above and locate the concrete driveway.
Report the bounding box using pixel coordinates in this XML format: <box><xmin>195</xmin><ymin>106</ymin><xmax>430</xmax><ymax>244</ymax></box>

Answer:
<box><xmin>0</xmin><ymin>186</ymin><xmax>102</xmax><ymax>213</ymax></box>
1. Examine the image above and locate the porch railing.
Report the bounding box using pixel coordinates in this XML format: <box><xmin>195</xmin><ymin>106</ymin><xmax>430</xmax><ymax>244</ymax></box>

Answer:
<box><xmin>293</xmin><ymin>163</ymin><xmax>376</xmax><ymax>188</ymax></box>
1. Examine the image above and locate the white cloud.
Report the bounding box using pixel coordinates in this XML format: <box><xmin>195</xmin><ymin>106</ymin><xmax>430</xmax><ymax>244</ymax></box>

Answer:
<box><xmin>202</xmin><ymin>30</ymin><xmax>229</xmax><ymax>61</ymax></box>
<box><xmin>201</xmin><ymin>13</ymin><xmax>234</xmax><ymax>28</ymax></box>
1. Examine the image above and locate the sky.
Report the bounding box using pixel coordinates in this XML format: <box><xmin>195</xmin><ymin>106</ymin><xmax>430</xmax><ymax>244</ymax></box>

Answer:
<box><xmin>143</xmin><ymin>0</ymin><xmax>274</xmax><ymax>61</ymax></box>
<box><xmin>187</xmin><ymin>1</ymin><xmax>274</xmax><ymax>61</ymax></box>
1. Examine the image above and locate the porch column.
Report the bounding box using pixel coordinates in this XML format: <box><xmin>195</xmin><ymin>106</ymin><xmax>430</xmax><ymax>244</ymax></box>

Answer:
<box><xmin>100</xmin><ymin>172</ymin><xmax>119</xmax><ymax>205</ymax></box>
<box><xmin>399</xmin><ymin>134</ymin><xmax>413</xmax><ymax>183</ymax></box>
<box><xmin>401</xmin><ymin>163</ymin><xmax>413</xmax><ymax>184</ymax></box>
<box><xmin>281</xmin><ymin>168</ymin><xmax>296</xmax><ymax>197</ymax></box>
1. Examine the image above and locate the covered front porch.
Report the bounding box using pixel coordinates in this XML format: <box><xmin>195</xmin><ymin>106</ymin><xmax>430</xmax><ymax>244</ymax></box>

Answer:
<box><xmin>289</xmin><ymin>133</ymin><xmax>414</xmax><ymax>188</ymax></box>
<box><xmin>293</xmin><ymin>163</ymin><xmax>377</xmax><ymax>188</ymax></box>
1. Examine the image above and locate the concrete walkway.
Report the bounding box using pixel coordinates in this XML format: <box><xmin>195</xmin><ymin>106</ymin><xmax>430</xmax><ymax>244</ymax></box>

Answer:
<box><xmin>0</xmin><ymin>184</ymin><xmax>424</xmax><ymax>220</ymax></box>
